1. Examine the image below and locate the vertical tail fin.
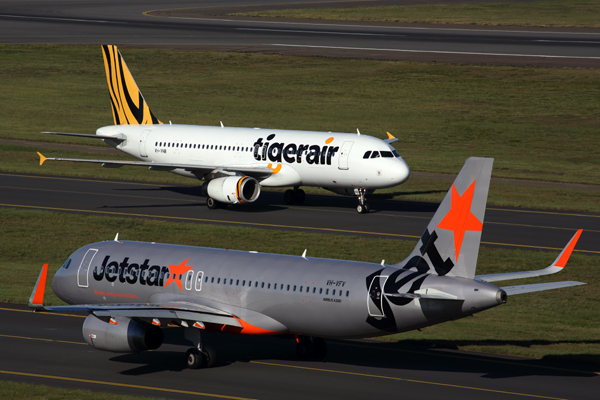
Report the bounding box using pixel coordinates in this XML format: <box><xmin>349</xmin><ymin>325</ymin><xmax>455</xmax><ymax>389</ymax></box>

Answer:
<box><xmin>101</xmin><ymin>45</ymin><xmax>162</xmax><ymax>125</ymax></box>
<box><xmin>393</xmin><ymin>157</ymin><xmax>494</xmax><ymax>279</ymax></box>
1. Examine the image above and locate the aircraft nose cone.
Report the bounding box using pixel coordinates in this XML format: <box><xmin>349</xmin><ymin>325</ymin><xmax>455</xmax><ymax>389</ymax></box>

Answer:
<box><xmin>394</xmin><ymin>158</ymin><xmax>410</xmax><ymax>185</ymax></box>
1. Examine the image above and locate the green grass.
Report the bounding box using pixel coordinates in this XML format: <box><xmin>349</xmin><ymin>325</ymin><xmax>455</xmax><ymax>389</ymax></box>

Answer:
<box><xmin>0</xmin><ymin>381</ymin><xmax>166</xmax><ymax>400</ymax></box>
<box><xmin>1</xmin><ymin>207</ymin><xmax>598</xmax><ymax>363</ymax></box>
<box><xmin>1</xmin><ymin>45</ymin><xmax>599</xmax><ymax>212</ymax></box>
<box><xmin>229</xmin><ymin>0</ymin><xmax>600</xmax><ymax>28</ymax></box>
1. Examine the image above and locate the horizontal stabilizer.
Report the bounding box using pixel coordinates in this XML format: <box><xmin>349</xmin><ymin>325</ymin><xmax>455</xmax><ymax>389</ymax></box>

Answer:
<box><xmin>476</xmin><ymin>229</ymin><xmax>582</xmax><ymax>283</ymax></box>
<box><xmin>502</xmin><ymin>281</ymin><xmax>586</xmax><ymax>295</ymax></box>
<box><xmin>42</xmin><ymin>131</ymin><xmax>126</xmax><ymax>142</ymax></box>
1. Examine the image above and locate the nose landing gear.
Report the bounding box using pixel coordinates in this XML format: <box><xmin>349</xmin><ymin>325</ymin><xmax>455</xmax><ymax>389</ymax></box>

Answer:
<box><xmin>296</xmin><ymin>336</ymin><xmax>328</xmax><ymax>360</ymax></box>
<box><xmin>356</xmin><ymin>188</ymin><xmax>370</xmax><ymax>214</ymax></box>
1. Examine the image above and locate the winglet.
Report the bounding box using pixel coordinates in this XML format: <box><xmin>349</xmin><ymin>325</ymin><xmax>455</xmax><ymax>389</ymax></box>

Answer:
<box><xmin>28</xmin><ymin>264</ymin><xmax>48</xmax><ymax>310</ymax></box>
<box><xmin>384</xmin><ymin>132</ymin><xmax>399</xmax><ymax>144</ymax></box>
<box><xmin>551</xmin><ymin>229</ymin><xmax>582</xmax><ymax>268</ymax></box>
<box><xmin>37</xmin><ymin>152</ymin><xmax>47</xmax><ymax>166</ymax></box>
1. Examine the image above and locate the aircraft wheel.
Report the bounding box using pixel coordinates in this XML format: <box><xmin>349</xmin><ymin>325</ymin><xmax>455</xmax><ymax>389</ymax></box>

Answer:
<box><xmin>357</xmin><ymin>203</ymin><xmax>370</xmax><ymax>214</ymax></box>
<box><xmin>206</xmin><ymin>197</ymin><xmax>219</xmax><ymax>210</ymax></box>
<box><xmin>296</xmin><ymin>338</ymin><xmax>313</xmax><ymax>360</ymax></box>
<box><xmin>296</xmin><ymin>189</ymin><xmax>306</xmax><ymax>205</ymax></box>
<box><xmin>284</xmin><ymin>189</ymin><xmax>295</xmax><ymax>205</ymax></box>
<box><xmin>203</xmin><ymin>346</ymin><xmax>217</xmax><ymax>368</ymax></box>
<box><xmin>186</xmin><ymin>348</ymin><xmax>204</xmax><ymax>369</ymax></box>
<box><xmin>312</xmin><ymin>338</ymin><xmax>327</xmax><ymax>360</ymax></box>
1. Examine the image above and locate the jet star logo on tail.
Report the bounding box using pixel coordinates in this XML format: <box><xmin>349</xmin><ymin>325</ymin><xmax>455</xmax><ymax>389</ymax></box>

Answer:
<box><xmin>164</xmin><ymin>258</ymin><xmax>194</xmax><ymax>290</ymax></box>
<box><xmin>437</xmin><ymin>180</ymin><xmax>483</xmax><ymax>261</ymax></box>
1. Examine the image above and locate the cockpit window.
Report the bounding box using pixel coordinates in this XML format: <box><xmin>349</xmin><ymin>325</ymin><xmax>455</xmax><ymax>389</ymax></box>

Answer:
<box><xmin>380</xmin><ymin>151</ymin><xmax>393</xmax><ymax>158</ymax></box>
<box><xmin>392</xmin><ymin>150</ymin><xmax>400</xmax><ymax>157</ymax></box>
<box><xmin>370</xmin><ymin>151</ymin><xmax>380</xmax><ymax>158</ymax></box>
<box><xmin>61</xmin><ymin>259</ymin><xmax>72</xmax><ymax>270</ymax></box>
<box><xmin>363</xmin><ymin>151</ymin><xmax>371</xmax><ymax>159</ymax></box>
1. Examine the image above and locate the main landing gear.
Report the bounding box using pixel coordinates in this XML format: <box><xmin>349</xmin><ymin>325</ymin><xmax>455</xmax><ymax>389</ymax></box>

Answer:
<box><xmin>185</xmin><ymin>329</ymin><xmax>216</xmax><ymax>369</ymax></box>
<box><xmin>296</xmin><ymin>336</ymin><xmax>327</xmax><ymax>360</ymax></box>
<box><xmin>356</xmin><ymin>188</ymin><xmax>370</xmax><ymax>214</ymax></box>
<box><xmin>284</xmin><ymin>186</ymin><xmax>306</xmax><ymax>205</ymax></box>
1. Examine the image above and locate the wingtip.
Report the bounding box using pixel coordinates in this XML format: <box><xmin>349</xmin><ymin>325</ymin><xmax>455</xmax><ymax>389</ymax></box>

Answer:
<box><xmin>37</xmin><ymin>152</ymin><xmax>47</xmax><ymax>166</ymax></box>
<box><xmin>386</xmin><ymin>131</ymin><xmax>395</xmax><ymax>140</ymax></box>
<box><xmin>28</xmin><ymin>264</ymin><xmax>48</xmax><ymax>309</ymax></box>
<box><xmin>553</xmin><ymin>229</ymin><xmax>583</xmax><ymax>268</ymax></box>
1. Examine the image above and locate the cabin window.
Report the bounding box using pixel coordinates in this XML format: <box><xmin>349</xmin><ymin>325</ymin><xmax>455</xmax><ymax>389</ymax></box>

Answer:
<box><xmin>261</xmin><ymin>282</ymin><xmax>265</xmax><ymax>288</ymax></box>
<box><xmin>195</xmin><ymin>271</ymin><xmax>204</xmax><ymax>291</ymax></box>
<box><xmin>287</xmin><ymin>284</ymin><xmax>290</xmax><ymax>291</ymax></box>
<box><xmin>217</xmin><ymin>278</ymin><xmax>220</xmax><ymax>284</ymax></box>
<box><xmin>299</xmin><ymin>286</ymin><xmax>303</xmax><ymax>292</ymax></box>
<box><xmin>370</xmin><ymin>151</ymin><xmax>380</xmax><ymax>158</ymax></box>
<box><xmin>346</xmin><ymin>291</ymin><xmax>349</xmax><ymax>297</ymax></box>
<box><xmin>319</xmin><ymin>288</ymin><xmax>323</xmax><ymax>294</ymax></box>
<box><xmin>255</xmin><ymin>282</ymin><xmax>258</xmax><ymax>288</ymax></box>
<box><xmin>205</xmin><ymin>276</ymin><xmax>208</xmax><ymax>282</ymax></box>
<box><xmin>326</xmin><ymin>289</ymin><xmax>329</xmax><ymax>295</ymax></box>
<box><xmin>242</xmin><ymin>280</ymin><xmax>246</xmax><ymax>286</ymax></box>
<box><xmin>248</xmin><ymin>281</ymin><xmax>252</xmax><ymax>287</ymax></box>
<box><xmin>219</xmin><ymin>145</ymin><xmax>222</xmax><ymax>150</ymax></box>
<box><xmin>313</xmin><ymin>287</ymin><xmax>316</xmax><ymax>294</ymax></box>
<box><xmin>293</xmin><ymin>285</ymin><xmax>296</xmax><ymax>292</ymax></box>
<box><xmin>230</xmin><ymin>279</ymin><xmax>233</xmax><ymax>285</ymax></box>
<box><xmin>236</xmin><ymin>279</ymin><xmax>239</xmax><ymax>286</ymax></box>
<box><xmin>332</xmin><ymin>289</ymin><xmax>336</xmax><ymax>296</ymax></box>
<box><xmin>211</xmin><ymin>277</ymin><xmax>214</xmax><ymax>283</ymax></box>
<box><xmin>381</xmin><ymin>151</ymin><xmax>393</xmax><ymax>158</ymax></box>
<box><xmin>274</xmin><ymin>283</ymin><xmax>277</xmax><ymax>290</ymax></box>
<box><xmin>268</xmin><ymin>283</ymin><xmax>271</xmax><ymax>289</ymax></box>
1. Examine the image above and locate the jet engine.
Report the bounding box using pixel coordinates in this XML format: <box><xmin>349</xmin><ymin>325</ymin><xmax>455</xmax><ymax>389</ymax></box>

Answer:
<box><xmin>82</xmin><ymin>315</ymin><xmax>163</xmax><ymax>353</ymax></box>
<box><xmin>202</xmin><ymin>176</ymin><xmax>260</xmax><ymax>204</ymax></box>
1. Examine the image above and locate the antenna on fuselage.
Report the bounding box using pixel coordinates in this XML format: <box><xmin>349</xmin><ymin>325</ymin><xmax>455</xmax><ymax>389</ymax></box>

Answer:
<box><xmin>302</xmin><ymin>249</ymin><xmax>308</xmax><ymax>259</ymax></box>
<box><xmin>220</xmin><ymin>121</ymin><xmax>224</xmax><ymax>128</ymax></box>
<box><xmin>357</xmin><ymin>128</ymin><xmax>361</xmax><ymax>135</ymax></box>
<box><xmin>114</xmin><ymin>233</ymin><xmax>119</xmax><ymax>242</ymax></box>
<box><xmin>381</xmin><ymin>259</ymin><xmax>385</xmax><ymax>266</ymax></box>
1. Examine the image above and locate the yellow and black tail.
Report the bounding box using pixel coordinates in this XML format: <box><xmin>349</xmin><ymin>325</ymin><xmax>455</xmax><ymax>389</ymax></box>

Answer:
<box><xmin>101</xmin><ymin>45</ymin><xmax>162</xmax><ymax>125</ymax></box>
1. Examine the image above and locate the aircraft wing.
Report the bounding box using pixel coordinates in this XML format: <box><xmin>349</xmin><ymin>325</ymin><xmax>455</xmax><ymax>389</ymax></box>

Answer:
<box><xmin>37</xmin><ymin>152</ymin><xmax>274</xmax><ymax>180</ymax></box>
<box><xmin>475</xmin><ymin>229</ymin><xmax>582</xmax><ymax>283</ymax></box>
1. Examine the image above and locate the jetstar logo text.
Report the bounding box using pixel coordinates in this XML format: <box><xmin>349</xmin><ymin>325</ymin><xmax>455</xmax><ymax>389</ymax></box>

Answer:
<box><xmin>253</xmin><ymin>134</ymin><xmax>339</xmax><ymax>165</ymax></box>
<box><xmin>92</xmin><ymin>255</ymin><xmax>194</xmax><ymax>290</ymax></box>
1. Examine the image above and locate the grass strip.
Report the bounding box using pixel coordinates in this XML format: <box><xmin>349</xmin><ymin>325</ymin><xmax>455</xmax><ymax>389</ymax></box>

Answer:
<box><xmin>1</xmin><ymin>207</ymin><xmax>598</xmax><ymax>363</ymax></box>
<box><xmin>0</xmin><ymin>380</ymin><xmax>167</xmax><ymax>400</ymax></box>
<box><xmin>229</xmin><ymin>0</ymin><xmax>600</xmax><ymax>28</ymax></box>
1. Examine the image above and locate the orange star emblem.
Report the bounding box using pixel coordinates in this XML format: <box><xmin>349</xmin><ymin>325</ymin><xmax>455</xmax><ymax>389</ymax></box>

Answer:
<box><xmin>437</xmin><ymin>181</ymin><xmax>482</xmax><ymax>261</ymax></box>
<box><xmin>164</xmin><ymin>258</ymin><xmax>194</xmax><ymax>291</ymax></box>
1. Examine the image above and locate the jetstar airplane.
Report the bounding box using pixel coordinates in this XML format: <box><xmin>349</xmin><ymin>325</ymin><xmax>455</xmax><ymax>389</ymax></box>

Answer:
<box><xmin>29</xmin><ymin>157</ymin><xmax>585</xmax><ymax>369</ymax></box>
<box><xmin>36</xmin><ymin>45</ymin><xmax>410</xmax><ymax>213</ymax></box>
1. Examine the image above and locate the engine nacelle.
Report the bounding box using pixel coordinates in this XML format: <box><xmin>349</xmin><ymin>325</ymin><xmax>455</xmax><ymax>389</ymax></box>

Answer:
<box><xmin>82</xmin><ymin>315</ymin><xmax>163</xmax><ymax>353</ymax></box>
<box><xmin>203</xmin><ymin>176</ymin><xmax>260</xmax><ymax>204</ymax></box>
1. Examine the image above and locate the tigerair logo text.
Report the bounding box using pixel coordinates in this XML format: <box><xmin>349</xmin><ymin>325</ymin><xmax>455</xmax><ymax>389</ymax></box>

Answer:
<box><xmin>92</xmin><ymin>255</ymin><xmax>193</xmax><ymax>290</ymax></box>
<box><xmin>253</xmin><ymin>134</ymin><xmax>339</xmax><ymax>165</ymax></box>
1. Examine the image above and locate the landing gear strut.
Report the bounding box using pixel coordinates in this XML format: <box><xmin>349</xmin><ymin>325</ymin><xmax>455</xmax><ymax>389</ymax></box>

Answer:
<box><xmin>185</xmin><ymin>328</ymin><xmax>216</xmax><ymax>369</ymax></box>
<box><xmin>356</xmin><ymin>188</ymin><xmax>370</xmax><ymax>214</ymax></box>
<box><xmin>296</xmin><ymin>336</ymin><xmax>327</xmax><ymax>360</ymax></box>
<box><xmin>284</xmin><ymin>186</ymin><xmax>306</xmax><ymax>205</ymax></box>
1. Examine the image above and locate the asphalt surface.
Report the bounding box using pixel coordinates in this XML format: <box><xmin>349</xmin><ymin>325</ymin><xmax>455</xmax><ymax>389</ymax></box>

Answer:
<box><xmin>0</xmin><ymin>0</ymin><xmax>599</xmax><ymax>67</ymax></box>
<box><xmin>1</xmin><ymin>304</ymin><xmax>598</xmax><ymax>400</ymax></box>
<box><xmin>1</xmin><ymin>171</ymin><xmax>598</xmax><ymax>256</ymax></box>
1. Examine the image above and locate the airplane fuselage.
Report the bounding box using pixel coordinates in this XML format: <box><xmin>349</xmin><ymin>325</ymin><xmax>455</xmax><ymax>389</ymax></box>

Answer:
<box><xmin>97</xmin><ymin>124</ymin><xmax>410</xmax><ymax>191</ymax></box>
<box><xmin>52</xmin><ymin>240</ymin><xmax>504</xmax><ymax>339</ymax></box>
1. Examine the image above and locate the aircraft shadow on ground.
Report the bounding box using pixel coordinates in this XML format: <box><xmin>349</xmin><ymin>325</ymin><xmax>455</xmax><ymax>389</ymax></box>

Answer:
<box><xmin>116</xmin><ymin>186</ymin><xmax>441</xmax><ymax>214</ymax></box>
<box><xmin>110</xmin><ymin>332</ymin><xmax>599</xmax><ymax>378</ymax></box>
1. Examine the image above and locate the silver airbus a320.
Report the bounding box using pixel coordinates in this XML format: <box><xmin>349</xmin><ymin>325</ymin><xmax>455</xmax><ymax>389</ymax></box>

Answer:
<box><xmin>29</xmin><ymin>157</ymin><xmax>585</xmax><ymax>369</ymax></box>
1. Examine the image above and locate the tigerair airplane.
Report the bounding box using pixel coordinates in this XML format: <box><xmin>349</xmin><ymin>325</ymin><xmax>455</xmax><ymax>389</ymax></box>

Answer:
<box><xmin>37</xmin><ymin>45</ymin><xmax>410</xmax><ymax>213</ymax></box>
<box><xmin>29</xmin><ymin>157</ymin><xmax>585</xmax><ymax>369</ymax></box>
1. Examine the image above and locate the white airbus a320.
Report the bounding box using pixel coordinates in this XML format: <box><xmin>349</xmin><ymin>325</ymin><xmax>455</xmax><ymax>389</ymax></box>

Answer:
<box><xmin>38</xmin><ymin>45</ymin><xmax>410</xmax><ymax>213</ymax></box>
